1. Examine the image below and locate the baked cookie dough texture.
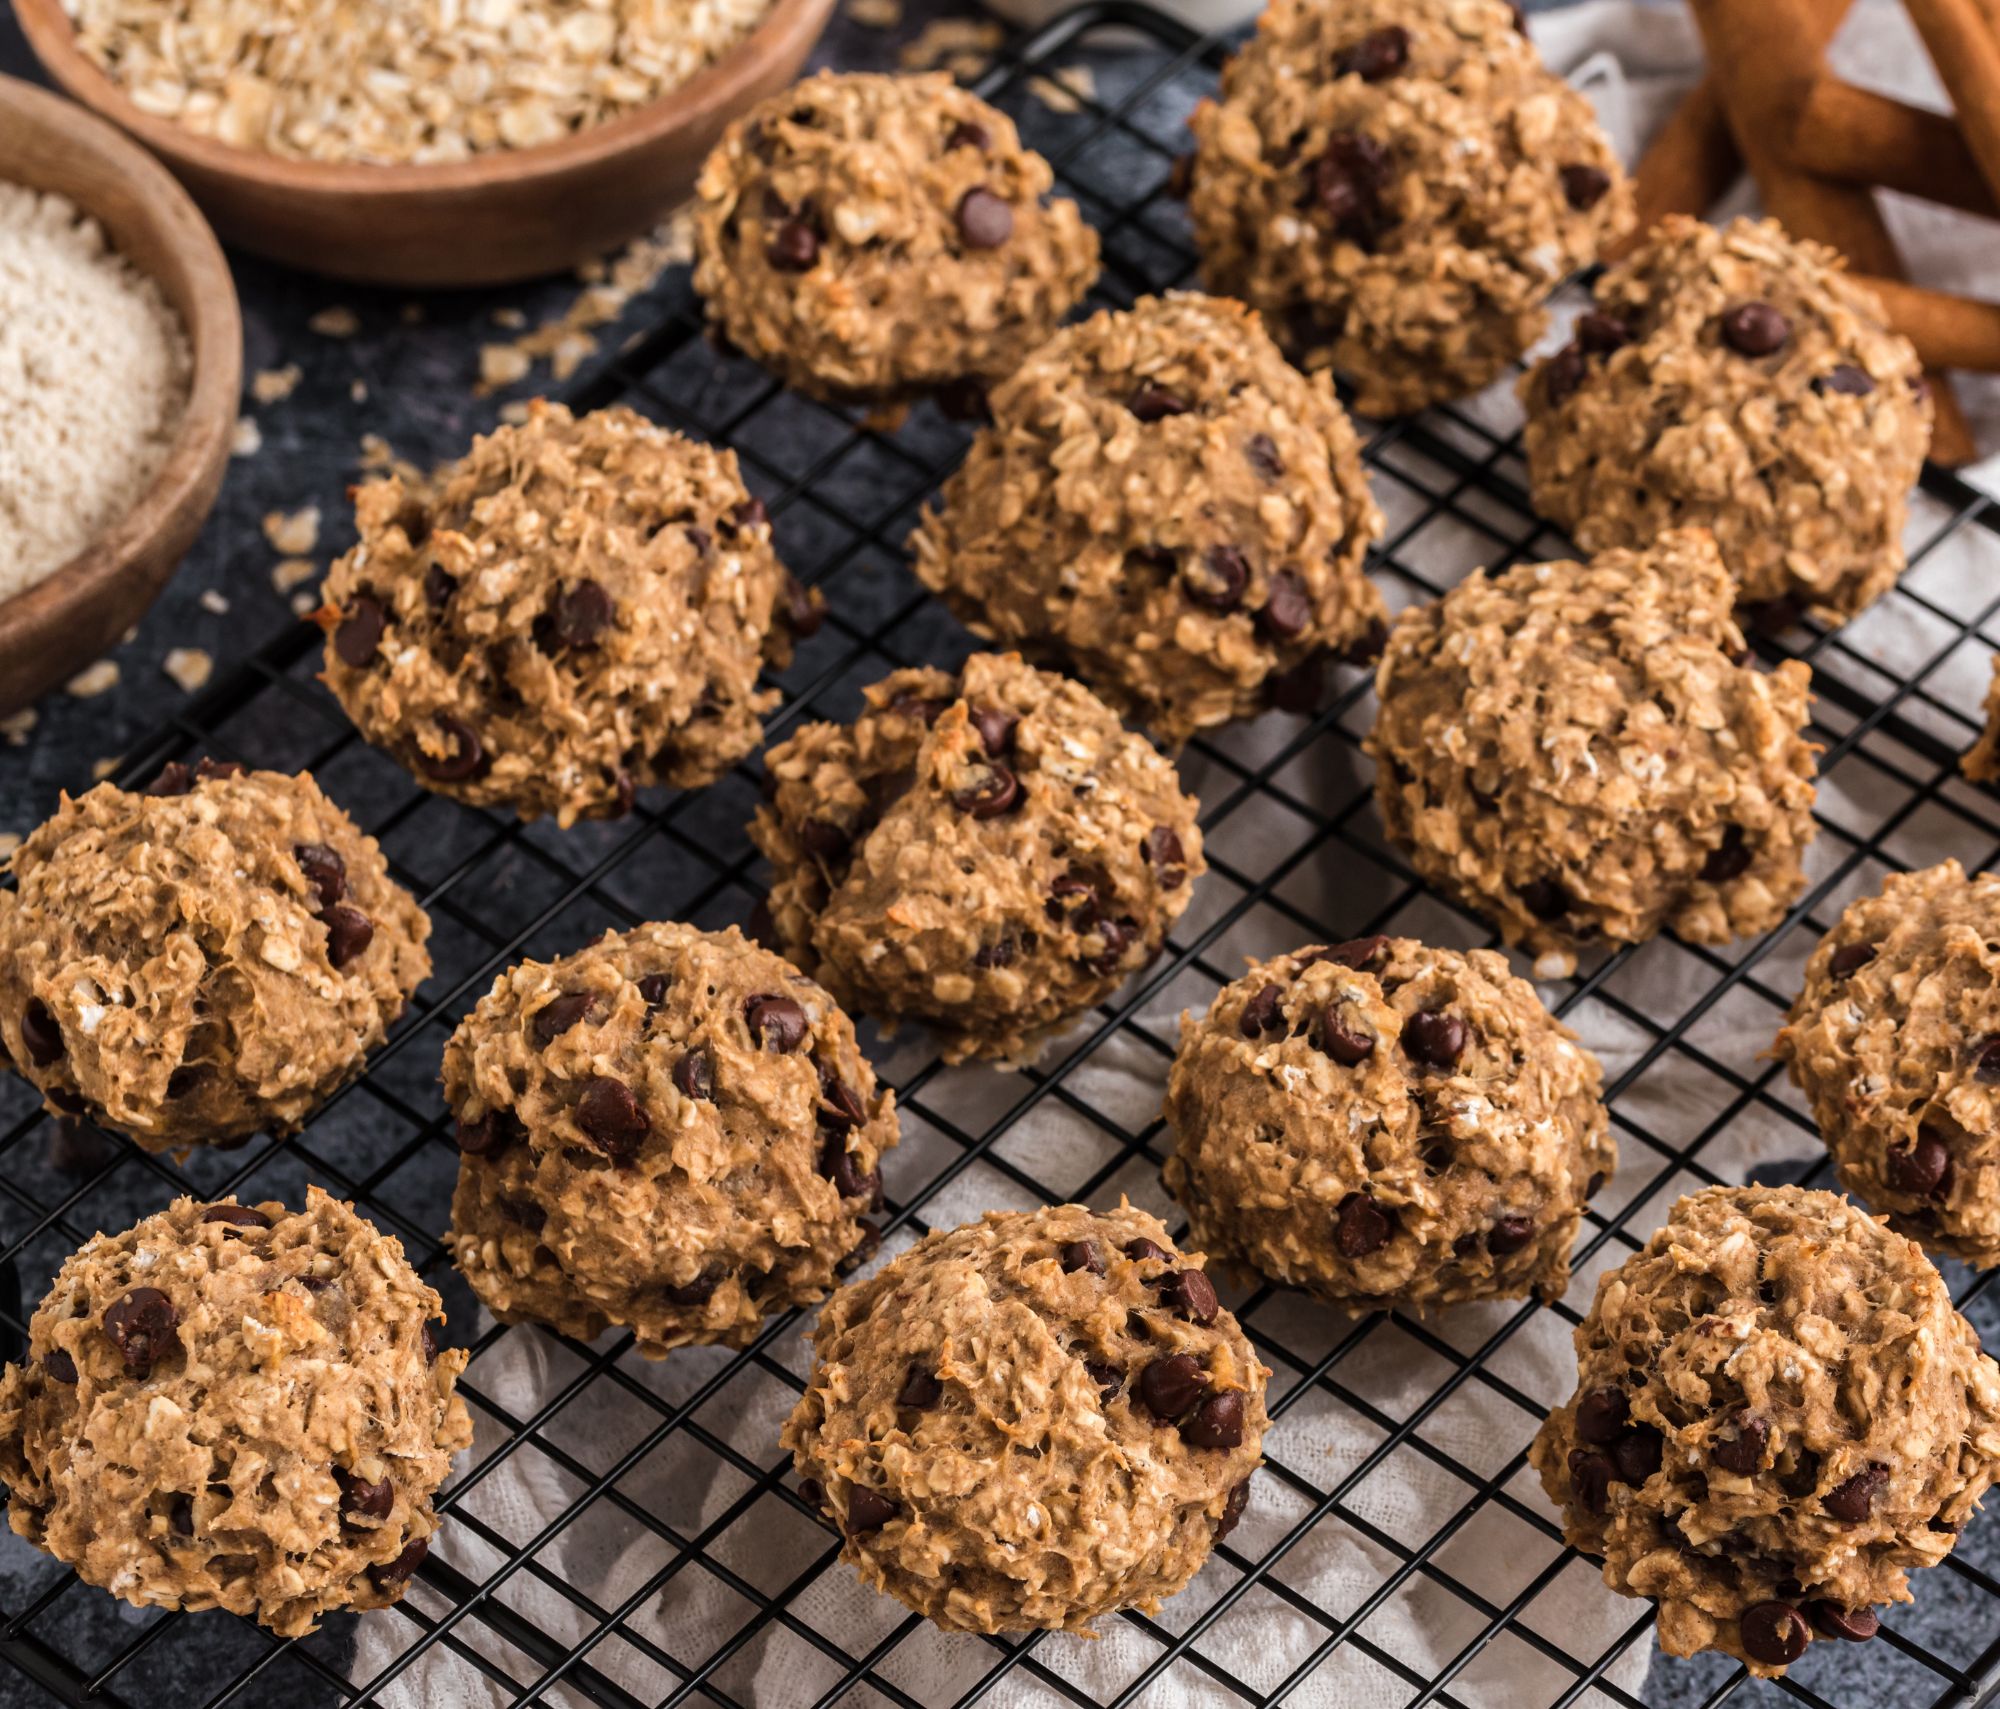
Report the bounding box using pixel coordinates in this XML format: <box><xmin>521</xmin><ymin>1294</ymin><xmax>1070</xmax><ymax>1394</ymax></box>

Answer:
<box><xmin>1522</xmin><ymin>216</ymin><xmax>1931</xmax><ymax>625</ymax></box>
<box><xmin>1368</xmin><ymin>529</ymin><xmax>1818</xmax><ymax>973</ymax></box>
<box><xmin>1187</xmin><ymin>0</ymin><xmax>1630</xmax><ymax>416</ymax></box>
<box><xmin>1778</xmin><ymin>861</ymin><xmax>2000</xmax><ymax>1269</ymax></box>
<box><xmin>0</xmin><ymin>1189</ymin><xmax>471</xmax><ymax>1636</ymax></box>
<box><xmin>783</xmin><ymin>1203</ymin><xmax>1267</xmax><ymax>1631</ymax></box>
<box><xmin>909</xmin><ymin>293</ymin><xmax>1385</xmax><ymax>745</ymax></box>
<box><xmin>752</xmin><ymin>652</ymin><xmax>1204</xmax><ymax>1064</ymax></box>
<box><xmin>1165</xmin><ymin>937</ymin><xmax>1610</xmax><ymax>1311</ymax></box>
<box><xmin>0</xmin><ymin>763</ymin><xmax>429</xmax><ymax>1152</ymax></box>
<box><xmin>1533</xmin><ymin>1185</ymin><xmax>2000</xmax><ymax>1676</ymax></box>
<box><xmin>692</xmin><ymin>71</ymin><xmax>1100</xmax><ymax>402</ymax></box>
<box><xmin>445</xmin><ymin>922</ymin><xmax>896</xmax><ymax>1357</ymax></box>
<box><xmin>321</xmin><ymin>401</ymin><xmax>796</xmax><ymax>827</ymax></box>
<box><xmin>1964</xmin><ymin>658</ymin><xmax>2000</xmax><ymax>784</ymax></box>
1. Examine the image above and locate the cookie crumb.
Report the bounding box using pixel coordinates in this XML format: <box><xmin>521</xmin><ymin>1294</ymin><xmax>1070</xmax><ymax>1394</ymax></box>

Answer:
<box><xmin>252</xmin><ymin>364</ymin><xmax>301</xmax><ymax>404</ymax></box>
<box><xmin>272</xmin><ymin>558</ymin><xmax>318</xmax><ymax>595</ymax></box>
<box><xmin>200</xmin><ymin>588</ymin><xmax>231</xmax><ymax>616</ymax></box>
<box><xmin>2</xmin><ymin>708</ymin><xmax>39</xmax><ymax>745</ymax></box>
<box><xmin>263</xmin><ymin>506</ymin><xmax>321</xmax><ymax>557</ymax></box>
<box><xmin>309</xmin><ymin>305</ymin><xmax>360</xmax><ymax>337</ymax></box>
<box><xmin>232</xmin><ymin>416</ymin><xmax>263</xmax><ymax>457</ymax></box>
<box><xmin>1028</xmin><ymin>67</ymin><xmax>1094</xmax><ymax>113</ymax></box>
<box><xmin>163</xmin><ymin>647</ymin><xmax>213</xmax><ymax>693</ymax></box>
<box><xmin>847</xmin><ymin>0</ymin><xmax>901</xmax><ymax>26</ymax></box>
<box><xmin>66</xmin><ymin>660</ymin><xmax>120</xmax><ymax>697</ymax></box>
<box><xmin>91</xmin><ymin>755</ymin><xmax>122</xmax><ymax>781</ymax></box>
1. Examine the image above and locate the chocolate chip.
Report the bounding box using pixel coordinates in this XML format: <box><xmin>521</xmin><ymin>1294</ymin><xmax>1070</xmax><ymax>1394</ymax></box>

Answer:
<box><xmin>1713</xmin><ymin>1412</ymin><xmax>1768</xmax><ymax>1474</ymax></box>
<box><xmin>1240</xmin><ymin>983</ymin><xmax>1285</xmax><ymax>1038</ymax></box>
<box><xmin>423</xmin><ymin>563</ymin><xmax>455</xmax><ymax>608</ymax></box>
<box><xmin>1312</xmin><ymin>132</ymin><xmax>1392</xmax><ymax>244</ymax></box>
<box><xmin>1267</xmin><ymin>651</ymin><xmax>1328</xmax><ymax>714</ymax></box>
<box><xmin>819</xmin><ymin>1135</ymin><xmax>880</xmax><ymax>1203</ymax></box>
<box><xmin>1520</xmin><ymin>877</ymin><xmax>1569</xmax><ymax>920</ymax></box>
<box><xmin>337</xmin><ymin>1468</ymin><xmax>395</xmax><ymax>1523</ymax></box>
<box><xmin>889</xmin><ymin>690</ymin><xmax>952</xmax><ymax>726</ymax></box>
<box><xmin>768</xmin><ymin>219</ymin><xmax>820</xmax><ymax>270</ymax></box>
<box><xmin>1807</xmin><ymin>1601</ymin><xmax>1879</xmax><ymax>1641</ymax></box>
<box><xmin>103</xmin><ymin>1287</ymin><xmax>179</xmax><ymax>1377</ymax></box>
<box><xmin>322</xmin><ymin>905</ymin><xmax>374</xmax><ymax>970</ymax></box>
<box><xmin>1143</xmin><ymin>825</ymin><xmax>1187</xmax><ymax>889</ymax></box>
<box><xmin>662</xmin><ymin>1270</ymin><xmax>721</xmax><ymax>1307</ymax></box>
<box><xmin>294</xmin><ymin>842</ymin><xmax>348</xmax><ymax>909</ymax></box>
<box><xmin>19</xmin><ymin>1000</ymin><xmax>63</xmax><ymax>1067</ymax></box>
<box><xmin>1139</xmin><ymin>1353</ymin><xmax>1209</xmax><ymax>1421</ymax></box>
<box><xmin>973</xmin><ymin>936</ymin><xmax>1017</xmax><ymax>969</ymax></box>
<box><xmin>956</xmin><ymin>187</ymin><xmax>1013</xmax><ymax>249</ymax></box>
<box><xmin>1123</xmin><ymin>1237</ymin><xmax>1171</xmax><ymax>1264</ymax></box>
<box><xmin>1160</xmin><ymin>1269</ymin><xmax>1219</xmax><ymax>1324</ymax></box>
<box><xmin>952</xmin><ymin>762</ymin><xmax>1021</xmax><ymax>819</ymax></box>
<box><xmin>970</xmin><ymin>705</ymin><xmax>1018</xmax><ymax>756</ymax></box>
<box><xmin>1575</xmin><ymin>1386</ymin><xmax>1629</xmax><ymax>1445</ymax></box>
<box><xmin>1257</xmin><ymin>570</ymin><xmax>1313</xmax><ymax>642</ymax></box>
<box><xmin>552</xmin><ymin>580</ymin><xmax>614</xmax><ymax>650</ymax></box>
<box><xmin>781</xmin><ymin>575</ymin><xmax>825</xmax><ymax>638</ymax></box>
<box><xmin>1829</xmin><ymin>942</ymin><xmax>1876</xmax><ymax>976</ymax></box>
<box><xmin>1544</xmin><ymin>343</ymin><xmax>1588</xmax><ymax>406</ymax></box>
<box><xmin>745</xmin><ymin>993</ymin><xmax>808</xmax><ymax>1052</ymax></box>
<box><xmin>1128</xmin><ymin>382</ymin><xmax>1188</xmax><ymax>421</ymax></box>
<box><xmin>454</xmin><ymin>1109</ymin><xmax>516</xmax><ymax>1156</ymax></box>
<box><xmin>1186</xmin><ymin>545</ymin><xmax>1250</xmax><ymax>613</ymax></box>
<box><xmin>935</xmin><ymin>377</ymin><xmax>991</xmax><ymax>423</ymax></box>
<box><xmin>1246</xmin><ymin>433</ymin><xmax>1283</xmax><ymax>480</ymax></box>
<box><xmin>1487</xmin><ymin>1215</ymin><xmax>1534</xmax><ymax>1256</ymax></box>
<box><xmin>723</xmin><ymin>495</ymin><xmax>769</xmax><ymax>537</ymax></box>
<box><xmin>847</xmin><ymin>1487</ymin><xmax>897</xmax><ymax>1532</ymax></box>
<box><xmin>637</xmin><ymin>973</ymin><xmax>671</xmax><ymax>1009</ymax></box>
<box><xmin>794</xmin><ymin>817</ymin><xmax>852</xmax><ymax>868</ymax></box>
<box><xmin>1336</xmin><ymin>24</ymin><xmax>1409</xmax><ymax>79</ymax></box>
<box><xmin>1824</xmin><ymin>1463</ymin><xmax>1887</xmax><ymax>1522</ymax></box>
<box><xmin>946</xmin><ymin>119</ymin><xmax>991</xmax><ymax>152</ymax></box>
<box><xmin>1702</xmin><ymin>825</ymin><xmax>1752</xmax><ymax>882</ymax></box>
<box><xmin>41</xmin><ymin>1350</ymin><xmax>76</xmax><ymax>1384</ymax></box>
<box><xmin>422</xmin><ymin>714</ymin><xmax>485</xmax><ymax>781</ymax></box>
<box><xmin>673</xmin><ymin>1049</ymin><xmax>715</xmax><ymax>1102</ymax></box>
<box><xmin>1061</xmin><ymin>1240</ymin><xmax>1103</xmax><ymax>1275</ymax></box>
<box><xmin>1182</xmin><ymin>1389</ymin><xmax>1245</xmax><ymax>1449</ymax></box>
<box><xmin>1084</xmin><ymin>1359</ymin><xmax>1124</xmax><ymax>1402</ymax></box>
<box><xmin>576</xmin><ymin>1076</ymin><xmax>649</xmax><ymax>1160</ymax></box>
<box><xmin>1722</xmin><ymin>302</ymin><xmax>1791</xmax><ymax>357</ymax></box>
<box><xmin>335</xmin><ymin>597</ymin><xmax>387</xmax><ymax>668</ymax></box>
<box><xmin>143</xmin><ymin>761</ymin><xmax>195</xmax><ymax>796</ymax></box>
<box><xmin>1216</xmin><ymin>1475</ymin><xmax>1252</xmax><ymax>1541</ymax></box>
<box><xmin>1975</xmin><ymin>1037</ymin><xmax>2000</xmax><ymax>1083</ymax></box>
<box><xmin>1612</xmin><ymin>1425</ymin><xmax>1663</xmax><ymax>1484</ymax></box>
<box><xmin>202</xmin><ymin>1204</ymin><xmax>270</xmax><ymax>1230</ymax></box>
<box><xmin>1740</xmin><ymin>1601</ymin><xmax>1808</xmax><ymax>1667</ymax></box>
<box><xmin>1402</xmin><ymin>1011</ymin><xmax>1468</xmax><ymax>1070</ymax></box>
<box><xmin>1886</xmin><ymin>1131</ymin><xmax>1952</xmax><ymax>1197</ymax></box>
<box><xmin>1559</xmin><ymin>163</ymin><xmax>1611</xmax><ymax>210</ymax></box>
<box><xmin>534</xmin><ymin>991</ymin><xmax>596</xmax><ymax>1047</ymax></box>
<box><xmin>1323</xmin><ymin>935</ymin><xmax>1390</xmax><ymax>970</ymax></box>
<box><xmin>1335</xmin><ymin>1191</ymin><xmax>1391</xmax><ymax>1258</ymax></box>
<box><xmin>371</xmin><ymin>1535</ymin><xmax>430</xmax><ymax>1588</ymax></box>
<box><xmin>817</xmin><ymin>1066</ymin><xmax>866</xmax><ymax>1132</ymax></box>
<box><xmin>1815</xmin><ymin>364</ymin><xmax>1875</xmax><ymax>397</ymax></box>
<box><xmin>1576</xmin><ymin>312</ymin><xmax>1631</xmax><ymax>355</ymax></box>
<box><xmin>1568</xmin><ymin>1449</ymin><xmax>1616</xmax><ymax>1515</ymax></box>
<box><xmin>898</xmin><ymin>1366</ymin><xmax>942</xmax><ymax>1409</ymax></box>
<box><xmin>683</xmin><ymin>525</ymin><xmax>713</xmax><ymax>559</ymax></box>
<box><xmin>1319</xmin><ymin>1007</ymin><xmax>1374</xmax><ymax>1065</ymax></box>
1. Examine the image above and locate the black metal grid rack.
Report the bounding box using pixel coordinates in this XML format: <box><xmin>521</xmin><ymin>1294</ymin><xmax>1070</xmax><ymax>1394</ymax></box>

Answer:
<box><xmin>5</xmin><ymin>6</ymin><xmax>2000</xmax><ymax>1705</ymax></box>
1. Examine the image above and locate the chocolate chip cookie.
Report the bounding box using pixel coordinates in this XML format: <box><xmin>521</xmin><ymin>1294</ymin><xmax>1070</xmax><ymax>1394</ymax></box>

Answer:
<box><xmin>783</xmin><ymin>1203</ymin><xmax>1266</xmax><ymax>1631</ymax></box>
<box><xmin>908</xmin><ymin>293</ymin><xmax>1386</xmax><ymax>744</ymax></box>
<box><xmin>1165</xmin><ymin>937</ymin><xmax>1611</xmax><ymax>1311</ymax></box>
<box><xmin>692</xmin><ymin>71</ymin><xmax>1100</xmax><ymax>403</ymax></box>
<box><xmin>321</xmin><ymin>400</ymin><xmax>802</xmax><ymax>827</ymax></box>
<box><xmin>1776</xmin><ymin>861</ymin><xmax>2000</xmax><ymax>1268</ymax></box>
<box><xmin>1521</xmin><ymin>216</ymin><xmax>1932</xmax><ymax>625</ymax></box>
<box><xmin>752</xmin><ymin>652</ymin><xmax>1204</xmax><ymax>1064</ymax></box>
<box><xmin>1532</xmin><ymin>1185</ymin><xmax>2000</xmax><ymax>1677</ymax></box>
<box><xmin>0</xmin><ymin>1189</ymin><xmax>471</xmax><ymax>1636</ymax></box>
<box><xmin>1367</xmin><ymin>529</ymin><xmax>1818</xmax><ymax>976</ymax></box>
<box><xmin>1187</xmin><ymin>0</ymin><xmax>1630</xmax><ymax>416</ymax></box>
<box><xmin>0</xmin><ymin>761</ymin><xmax>429</xmax><ymax>1152</ymax></box>
<box><xmin>445</xmin><ymin>921</ymin><xmax>896</xmax><ymax>1357</ymax></box>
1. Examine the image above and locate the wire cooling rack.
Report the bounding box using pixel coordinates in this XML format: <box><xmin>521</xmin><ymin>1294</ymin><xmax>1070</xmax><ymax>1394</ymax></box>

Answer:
<box><xmin>5</xmin><ymin>5</ymin><xmax>2000</xmax><ymax>1706</ymax></box>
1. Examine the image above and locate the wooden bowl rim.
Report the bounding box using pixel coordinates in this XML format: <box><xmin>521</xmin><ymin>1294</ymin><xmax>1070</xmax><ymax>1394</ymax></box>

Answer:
<box><xmin>0</xmin><ymin>73</ymin><xmax>242</xmax><ymax>639</ymax></box>
<box><xmin>13</xmin><ymin>0</ymin><xmax>831</xmax><ymax>197</ymax></box>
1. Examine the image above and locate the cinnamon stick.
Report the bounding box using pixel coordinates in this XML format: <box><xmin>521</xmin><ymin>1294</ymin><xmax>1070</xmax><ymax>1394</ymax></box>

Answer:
<box><xmin>1857</xmin><ymin>276</ymin><xmax>2000</xmax><ymax>373</ymax></box>
<box><xmin>1790</xmin><ymin>75</ymin><xmax>1996</xmax><ymax>220</ymax></box>
<box><xmin>1902</xmin><ymin>0</ymin><xmax>2000</xmax><ymax>206</ymax></box>
<box><xmin>1609</xmin><ymin>77</ymin><xmax>1741</xmax><ymax>258</ymax></box>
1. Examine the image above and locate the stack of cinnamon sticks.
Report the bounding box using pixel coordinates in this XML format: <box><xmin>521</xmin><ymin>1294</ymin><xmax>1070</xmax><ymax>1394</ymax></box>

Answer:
<box><xmin>1633</xmin><ymin>0</ymin><xmax>2000</xmax><ymax>465</ymax></box>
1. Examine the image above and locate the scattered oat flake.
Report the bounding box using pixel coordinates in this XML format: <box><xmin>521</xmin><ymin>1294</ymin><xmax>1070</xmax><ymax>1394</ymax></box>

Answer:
<box><xmin>350</xmin><ymin>380</ymin><xmax>369</xmax><ymax>403</ymax></box>
<box><xmin>200</xmin><ymin>589</ymin><xmax>231</xmax><ymax>614</ymax></box>
<box><xmin>67</xmin><ymin>660</ymin><xmax>120</xmax><ymax>697</ymax></box>
<box><xmin>163</xmin><ymin>647</ymin><xmax>213</xmax><ymax>693</ymax></box>
<box><xmin>309</xmin><ymin>305</ymin><xmax>360</xmax><ymax>337</ymax></box>
<box><xmin>272</xmin><ymin>558</ymin><xmax>318</xmax><ymax>594</ymax></box>
<box><xmin>847</xmin><ymin>0</ymin><xmax>901</xmax><ymax>26</ymax></box>
<box><xmin>901</xmin><ymin>18</ymin><xmax>1002</xmax><ymax>71</ymax></box>
<box><xmin>252</xmin><ymin>364</ymin><xmax>301</xmax><ymax>404</ymax></box>
<box><xmin>493</xmin><ymin>307</ymin><xmax>528</xmax><ymax>330</ymax></box>
<box><xmin>91</xmin><ymin>756</ymin><xmax>122</xmax><ymax>781</ymax></box>
<box><xmin>291</xmin><ymin>590</ymin><xmax>319</xmax><ymax>617</ymax></box>
<box><xmin>480</xmin><ymin>344</ymin><xmax>534</xmax><ymax>389</ymax></box>
<box><xmin>263</xmin><ymin>506</ymin><xmax>321</xmax><ymax>556</ymax></box>
<box><xmin>1029</xmin><ymin>66</ymin><xmax>1095</xmax><ymax>113</ymax></box>
<box><xmin>500</xmin><ymin>400</ymin><xmax>533</xmax><ymax>425</ymax></box>
<box><xmin>1</xmin><ymin>708</ymin><xmax>37</xmax><ymax>745</ymax></box>
<box><xmin>232</xmin><ymin>416</ymin><xmax>263</xmax><ymax>457</ymax></box>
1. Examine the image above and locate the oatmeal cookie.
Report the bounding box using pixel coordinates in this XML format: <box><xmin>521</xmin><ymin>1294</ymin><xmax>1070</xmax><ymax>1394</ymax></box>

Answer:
<box><xmin>0</xmin><ymin>761</ymin><xmax>429</xmax><ymax>1152</ymax></box>
<box><xmin>1776</xmin><ymin>861</ymin><xmax>2000</xmax><ymax>1268</ymax></box>
<box><xmin>1186</xmin><ymin>0</ymin><xmax>1630</xmax><ymax>417</ymax></box>
<box><xmin>1165</xmin><ymin>937</ymin><xmax>1610</xmax><ymax>1311</ymax></box>
<box><xmin>444</xmin><ymin>922</ymin><xmax>896</xmax><ymax>1357</ymax></box>
<box><xmin>1532</xmin><ymin>1185</ymin><xmax>2000</xmax><ymax>1676</ymax></box>
<box><xmin>320</xmin><ymin>401</ymin><xmax>799</xmax><ymax>827</ymax></box>
<box><xmin>0</xmin><ymin>1188</ymin><xmax>471</xmax><ymax>1636</ymax></box>
<box><xmin>783</xmin><ymin>1202</ymin><xmax>1267</xmax><ymax>1631</ymax></box>
<box><xmin>752</xmin><ymin>652</ymin><xmax>1204</xmax><ymax>1064</ymax></box>
<box><xmin>691</xmin><ymin>71</ymin><xmax>1099</xmax><ymax>402</ymax></box>
<box><xmin>908</xmin><ymin>294</ymin><xmax>1385</xmax><ymax>745</ymax></box>
<box><xmin>1367</xmin><ymin>529</ymin><xmax>1818</xmax><ymax>973</ymax></box>
<box><xmin>1521</xmin><ymin>217</ymin><xmax>1932</xmax><ymax>625</ymax></box>
<box><xmin>1964</xmin><ymin>659</ymin><xmax>2000</xmax><ymax>784</ymax></box>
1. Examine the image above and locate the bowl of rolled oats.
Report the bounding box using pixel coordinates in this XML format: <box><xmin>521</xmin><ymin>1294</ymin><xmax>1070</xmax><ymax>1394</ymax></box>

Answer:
<box><xmin>14</xmin><ymin>0</ymin><xmax>836</xmax><ymax>287</ymax></box>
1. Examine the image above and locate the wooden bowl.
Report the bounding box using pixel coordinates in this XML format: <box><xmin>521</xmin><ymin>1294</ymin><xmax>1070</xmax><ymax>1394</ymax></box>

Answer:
<box><xmin>14</xmin><ymin>0</ymin><xmax>837</xmax><ymax>287</ymax></box>
<box><xmin>0</xmin><ymin>74</ymin><xmax>241</xmax><ymax>719</ymax></box>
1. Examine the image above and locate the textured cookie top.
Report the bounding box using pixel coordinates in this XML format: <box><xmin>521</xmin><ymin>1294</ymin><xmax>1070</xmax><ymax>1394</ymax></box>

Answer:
<box><xmin>1368</xmin><ymin>529</ymin><xmax>1819</xmax><ymax>968</ymax></box>
<box><xmin>0</xmin><ymin>1189</ymin><xmax>471</xmax><ymax>1636</ymax></box>
<box><xmin>752</xmin><ymin>652</ymin><xmax>1204</xmax><ymax>1063</ymax></box>
<box><xmin>1165</xmin><ymin>936</ymin><xmax>1610</xmax><ymax>1310</ymax></box>
<box><xmin>1778</xmin><ymin>860</ymin><xmax>2000</xmax><ymax>1267</ymax></box>
<box><xmin>782</xmin><ymin>1202</ymin><xmax>1268</xmax><ymax>1632</ymax></box>
<box><xmin>909</xmin><ymin>293</ymin><xmax>1385</xmax><ymax>744</ymax></box>
<box><xmin>321</xmin><ymin>400</ymin><xmax>794</xmax><ymax>826</ymax></box>
<box><xmin>1188</xmin><ymin>0</ymin><xmax>1629</xmax><ymax>415</ymax></box>
<box><xmin>0</xmin><ymin>761</ymin><xmax>430</xmax><ymax>1150</ymax></box>
<box><xmin>1521</xmin><ymin>217</ymin><xmax>1931</xmax><ymax>624</ymax></box>
<box><xmin>444</xmin><ymin>921</ymin><xmax>896</xmax><ymax>1356</ymax></box>
<box><xmin>1531</xmin><ymin>1185</ymin><xmax>2000</xmax><ymax>1677</ymax></box>
<box><xmin>691</xmin><ymin>71</ymin><xmax>1100</xmax><ymax>401</ymax></box>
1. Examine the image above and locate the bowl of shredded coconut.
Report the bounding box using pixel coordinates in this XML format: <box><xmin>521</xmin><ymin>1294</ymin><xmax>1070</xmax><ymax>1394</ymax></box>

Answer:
<box><xmin>0</xmin><ymin>74</ymin><xmax>240</xmax><ymax>716</ymax></box>
<box><xmin>13</xmin><ymin>0</ymin><xmax>837</xmax><ymax>285</ymax></box>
